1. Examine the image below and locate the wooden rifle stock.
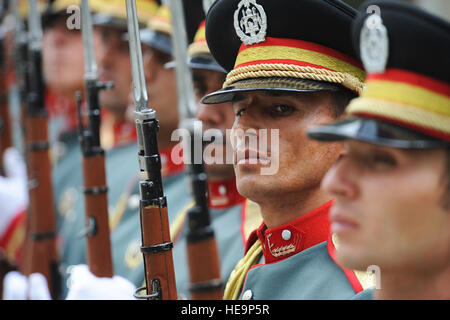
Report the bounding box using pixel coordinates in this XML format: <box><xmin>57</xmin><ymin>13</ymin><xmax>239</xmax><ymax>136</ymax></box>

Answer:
<box><xmin>140</xmin><ymin>204</ymin><xmax>177</xmax><ymax>300</ymax></box>
<box><xmin>76</xmin><ymin>91</ymin><xmax>113</xmax><ymax>277</ymax></box>
<box><xmin>135</xmin><ymin>112</ymin><xmax>177</xmax><ymax>300</ymax></box>
<box><xmin>186</xmin><ymin>231</ymin><xmax>222</xmax><ymax>300</ymax></box>
<box><xmin>80</xmin><ymin>153</ymin><xmax>113</xmax><ymax>277</ymax></box>
<box><xmin>23</xmin><ymin>112</ymin><xmax>60</xmax><ymax>299</ymax></box>
<box><xmin>21</xmin><ymin>0</ymin><xmax>60</xmax><ymax>298</ymax></box>
<box><xmin>184</xmin><ymin>140</ymin><xmax>223</xmax><ymax>300</ymax></box>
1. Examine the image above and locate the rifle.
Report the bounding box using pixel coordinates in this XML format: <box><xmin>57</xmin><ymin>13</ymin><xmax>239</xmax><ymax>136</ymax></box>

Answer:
<box><xmin>125</xmin><ymin>0</ymin><xmax>177</xmax><ymax>300</ymax></box>
<box><xmin>75</xmin><ymin>0</ymin><xmax>114</xmax><ymax>278</ymax></box>
<box><xmin>168</xmin><ymin>0</ymin><xmax>223</xmax><ymax>300</ymax></box>
<box><xmin>21</xmin><ymin>0</ymin><xmax>60</xmax><ymax>299</ymax></box>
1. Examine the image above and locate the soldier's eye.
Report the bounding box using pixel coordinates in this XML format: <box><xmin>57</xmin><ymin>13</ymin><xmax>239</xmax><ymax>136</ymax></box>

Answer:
<box><xmin>271</xmin><ymin>104</ymin><xmax>294</xmax><ymax>116</ymax></box>
<box><xmin>235</xmin><ymin>108</ymin><xmax>247</xmax><ymax>117</ymax></box>
<box><xmin>365</xmin><ymin>152</ymin><xmax>397</xmax><ymax>170</ymax></box>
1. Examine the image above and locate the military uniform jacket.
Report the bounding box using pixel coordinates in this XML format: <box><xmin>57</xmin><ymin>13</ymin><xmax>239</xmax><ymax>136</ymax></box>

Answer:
<box><xmin>234</xmin><ymin>201</ymin><xmax>374</xmax><ymax>300</ymax></box>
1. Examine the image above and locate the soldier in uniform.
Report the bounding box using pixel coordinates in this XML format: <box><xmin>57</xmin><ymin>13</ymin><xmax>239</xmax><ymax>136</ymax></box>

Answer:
<box><xmin>52</xmin><ymin>0</ymin><xmax>158</xmax><ymax>297</ymax></box>
<box><xmin>169</xmin><ymin>17</ymin><xmax>262</xmax><ymax>299</ymax></box>
<box><xmin>308</xmin><ymin>0</ymin><xmax>450</xmax><ymax>300</ymax></box>
<box><xmin>201</xmin><ymin>0</ymin><xmax>375</xmax><ymax>299</ymax></box>
<box><xmin>2</xmin><ymin>0</ymin><xmax>86</xmax><ymax>299</ymax></box>
<box><xmin>106</xmin><ymin>3</ymin><xmax>192</xmax><ymax>290</ymax></box>
<box><xmin>65</xmin><ymin>2</ymin><xmax>262</xmax><ymax>300</ymax></box>
<box><xmin>42</xmin><ymin>0</ymin><xmax>85</xmax><ymax>145</ymax></box>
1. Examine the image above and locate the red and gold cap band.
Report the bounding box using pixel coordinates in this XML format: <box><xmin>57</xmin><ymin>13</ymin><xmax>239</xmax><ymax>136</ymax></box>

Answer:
<box><xmin>223</xmin><ymin>37</ymin><xmax>366</xmax><ymax>94</ymax></box>
<box><xmin>148</xmin><ymin>4</ymin><xmax>171</xmax><ymax>35</ymax></box>
<box><xmin>187</xmin><ymin>20</ymin><xmax>209</xmax><ymax>57</ymax></box>
<box><xmin>347</xmin><ymin>68</ymin><xmax>450</xmax><ymax>141</ymax></box>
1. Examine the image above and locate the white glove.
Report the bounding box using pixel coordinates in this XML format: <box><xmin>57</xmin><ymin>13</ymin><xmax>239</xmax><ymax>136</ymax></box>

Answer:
<box><xmin>0</xmin><ymin>147</ymin><xmax>28</xmax><ymax>239</ymax></box>
<box><xmin>2</xmin><ymin>271</ymin><xmax>51</xmax><ymax>300</ymax></box>
<box><xmin>65</xmin><ymin>264</ymin><xmax>137</xmax><ymax>300</ymax></box>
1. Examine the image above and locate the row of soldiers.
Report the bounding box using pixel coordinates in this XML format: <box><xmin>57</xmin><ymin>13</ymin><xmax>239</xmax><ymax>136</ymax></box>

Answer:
<box><xmin>0</xmin><ymin>0</ymin><xmax>449</xmax><ymax>301</ymax></box>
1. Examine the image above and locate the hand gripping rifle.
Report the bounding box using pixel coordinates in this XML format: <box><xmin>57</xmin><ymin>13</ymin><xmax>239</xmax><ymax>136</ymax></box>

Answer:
<box><xmin>168</xmin><ymin>0</ymin><xmax>223</xmax><ymax>300</ymax></box>
<box><xmin>21</xmin><ymin>0</ymin><xmax>60</xmax><ymax>299</ymax></box>
<box><xmin>125</xmin><ymin>0</ymin><xmax>177</xmax><ymax>300</ymax></box>
<box><xmin>76</xmin><ymin>0</ymin><xmax>114</xmax><ymax>278</ymax></box>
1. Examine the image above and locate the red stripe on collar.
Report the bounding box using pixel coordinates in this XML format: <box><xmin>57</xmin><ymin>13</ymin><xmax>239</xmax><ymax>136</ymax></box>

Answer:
<box><xmin>327</xmin><ymin>232</ymin><xmax>364</xmax><ymax>293</ymax></box>
<box><xmin>207</xmin><ymin>178</ymin><xmax>245</xmax><ymax>210</ymax></box>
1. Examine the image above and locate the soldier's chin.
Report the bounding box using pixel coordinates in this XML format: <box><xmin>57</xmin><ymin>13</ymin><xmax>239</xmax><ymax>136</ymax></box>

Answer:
<box><xmin>234</xmin><ymin>171</ymin><xmax>272</xmax><ymax>201</ymax></box>
<box><xmin>334</xmin><ymin>243</ymin><xmax>372</xmax><ymax>272</ymax></box>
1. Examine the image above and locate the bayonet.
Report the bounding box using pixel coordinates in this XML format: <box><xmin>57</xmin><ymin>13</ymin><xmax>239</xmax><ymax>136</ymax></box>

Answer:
<box><xmin>126</xmin><ymin>0</ymin><xmax>147</xmax><ymax>112</ymax></box>
<box><xmin>81</xmin><ymin>0</ymin><xmax>97</xmax><ymax>81</ymax></box>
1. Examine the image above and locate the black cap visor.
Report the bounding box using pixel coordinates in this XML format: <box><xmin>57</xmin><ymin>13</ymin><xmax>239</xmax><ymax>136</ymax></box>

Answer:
<box><xmin>201</xmin><ymin>77</ymin><xmax>345</xmax><ymax>105</ymax></box>
<box><xmin>123</xmin><ymin>28</ymin><xmax>172</xmax><ymax>55</ymax></box>
<box><xmin>139</xmin><ymin>29</ymin><xmax>172</xmax><ymax>55</ymax></box>
<box><xmin>92</xmin><ymin>13</ymin><xmax>129</xmax><ymax>31</ymax></box>
<box><xmin>307</xmin><ymin>117</ymin><xmax>449</xmax><ymax>149</ymax></box>
<box><xmin>165</xmin><ymin>54</ymin><xmax>226</xmax><ymax>73</ymax></box>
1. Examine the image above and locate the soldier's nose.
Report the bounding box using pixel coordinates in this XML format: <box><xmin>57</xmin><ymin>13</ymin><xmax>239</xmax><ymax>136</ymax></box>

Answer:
<box><xmin>321</xmin><ymin>157</ymin><xmax>358</xmax><ymax>201</ymax></box>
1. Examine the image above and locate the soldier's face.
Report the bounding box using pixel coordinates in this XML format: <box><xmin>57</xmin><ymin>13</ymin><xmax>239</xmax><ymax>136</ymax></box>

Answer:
<box><xmin>43</xmin><ymin>15</ymin><xmax>84</xmax><ymax>95</ymax></box>
<box><xmin>141</xmin><ymin>45</ymin><xmax>179</xmax><ymax>134</ymax></box>
<box><xmin>231</xmin><ymin>90</ymin><xmax>342</xmax><ymax>213</ymax></box>
<box><xmin>194</xmin><ymin>69</ymin><xmax>235</xmax><ymax>180</ymax></box>
<box><xmin>322</xmin><ymin>141</ymin><xmax>450</xmax><ymax>274</ymax></box>
<box><xmin>95</xmin><ymin>27</ymin><xmax>132</xmax><ymax>116</ymax></box>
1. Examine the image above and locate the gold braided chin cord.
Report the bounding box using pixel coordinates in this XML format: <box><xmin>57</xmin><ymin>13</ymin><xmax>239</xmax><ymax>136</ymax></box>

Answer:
<box><xmin>224</xmin><ymin>64</ymin><xmax>365</xmax><ymax>95</ymax></box>
<box><xmin>223</xmin><ymin>240</ymin><xmax>263</xmax><ymax>300</ymax></box>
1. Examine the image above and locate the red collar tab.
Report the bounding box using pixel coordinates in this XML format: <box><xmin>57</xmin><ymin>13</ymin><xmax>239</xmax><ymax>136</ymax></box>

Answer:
<box><xmin>207</xmin><ymin>178</ymin><xmax>246</xmax><ymax>209</ymax></box>
<box><xmin>256</xmin><ymin>200</ymin><xmax>332</xmax><ymax>264</ymax></box>
<box><xmin>45</xmin><ymin>91</ymin><xmax>79</xmax><ymax>134</ymax></box>
<box><xmin>160</xmin><ymin>144</ymin><xmax>185</xmax><ymax>178</ymax></box>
